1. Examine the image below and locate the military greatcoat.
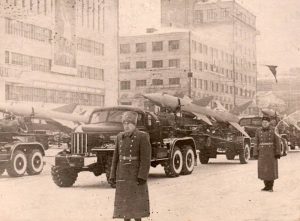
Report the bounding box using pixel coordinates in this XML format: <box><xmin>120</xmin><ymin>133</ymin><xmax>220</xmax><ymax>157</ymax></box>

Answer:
<box><xmin>110</xmin><ymin>129</ymin><xmax>151</xmax><ymax>219</ymax></box>
<box><xmin>253</xmin><ymin>126</ymin><xmax>281</xmax><ymax>181</ymax></box>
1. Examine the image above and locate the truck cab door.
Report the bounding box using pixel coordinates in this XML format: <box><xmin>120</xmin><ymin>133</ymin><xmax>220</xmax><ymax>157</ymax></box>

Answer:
<box><xmin>145</xmin><ymin>113</ymin><xmax>161</xmax><ymax>144</ymax></box>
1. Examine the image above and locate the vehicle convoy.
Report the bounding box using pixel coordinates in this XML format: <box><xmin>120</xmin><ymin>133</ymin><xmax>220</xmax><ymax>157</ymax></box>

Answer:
<box><xmin>51</xmin><ymin>104</ymin><xmax>251</xmax><ymax>187</ymax></box>
<box><xmin>0</xmin><ymin>116</ymin><xmax>47</xmax><ymax>177</ymax></box>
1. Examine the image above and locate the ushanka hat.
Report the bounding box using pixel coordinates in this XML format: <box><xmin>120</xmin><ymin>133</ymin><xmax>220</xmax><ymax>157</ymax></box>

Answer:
<box><xmin>262</xmin><ymin>116</ymin><xmax>271</xmax><ymax>122</ymax></box>
<box><xmin>122</xmin><ymin>111</ymin><xmax>138</xmax><ymax>125</ymax></box>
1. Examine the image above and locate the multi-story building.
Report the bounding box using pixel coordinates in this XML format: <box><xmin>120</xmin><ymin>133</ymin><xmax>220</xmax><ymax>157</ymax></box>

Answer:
<box><xmin>119</xmin><ymin>0</ymin><xmax>257</xmax><ymax>113</ymax></box>
<box><xmin>119</xmin><ymin>28</ymin><xmax>257</xmax><ymax>112</ymax></box>
<box><xmin>0</xmin><ymin>0</ymin><xmax>118</xmax><ymax>109</ymax></box>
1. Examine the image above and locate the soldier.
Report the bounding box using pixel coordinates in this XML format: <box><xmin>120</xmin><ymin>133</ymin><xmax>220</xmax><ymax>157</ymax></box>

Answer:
<box><xmin>110</xmin><ymin>111</ymin><xmax>151</xmax><ymax>221</ymax></box>
<box><xmin>253</xmin><ymin>116</ymin><xmax>281</xmax><ymax>192</ymax></box>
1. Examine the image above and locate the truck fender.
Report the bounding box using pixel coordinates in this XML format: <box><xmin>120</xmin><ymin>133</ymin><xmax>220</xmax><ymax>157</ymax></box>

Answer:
<box><xmin>10</xmin><ymin>142</ymin><xmax>45</xmax><ymax>160</ymax></box>
<box><xmin>167</xmin><ymin>137</ymin><xmax>197</xmax><ymax>159</ymax></box>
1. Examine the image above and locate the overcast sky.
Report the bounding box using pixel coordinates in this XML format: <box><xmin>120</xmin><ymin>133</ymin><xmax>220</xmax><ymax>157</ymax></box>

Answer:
<box><xmin>120</xmin><ymin>0</ymin><xmax>300</xmax><ymax>77</ymax></box>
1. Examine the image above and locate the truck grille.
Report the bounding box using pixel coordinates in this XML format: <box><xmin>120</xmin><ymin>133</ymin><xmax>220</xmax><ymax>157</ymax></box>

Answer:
<box><xmin>71</xmin><ymin>133</ymin><xmax>88</xmax><ymax>154</ymax></box>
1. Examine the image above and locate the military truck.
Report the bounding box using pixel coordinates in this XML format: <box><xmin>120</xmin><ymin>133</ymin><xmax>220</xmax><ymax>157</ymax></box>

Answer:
<box><xmin>51</xmin><ymin>106</ymin><xmax>198</xmax><ymax>187</ymax></box>
<box><xmin>192</xmin><ymin>121</ymin><xmax>251</xmax><ymax>164</ymax></box>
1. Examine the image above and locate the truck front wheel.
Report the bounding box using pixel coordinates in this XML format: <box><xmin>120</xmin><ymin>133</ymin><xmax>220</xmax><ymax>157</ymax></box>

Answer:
<box><xmin>164</xmin><ymin>146</ymin><xmax>183</xmax><ymax>177</ymax></box>
<box><xmin>27</xmin><ymin>149</ymin><xmax>44</xmax><ymax>175</ymax></box>
<box><xmin>181</xmin><ymin>146</ymin><xmax>195</xmax><ymax>175</ymax></box>
<box><xmin>6</xmin><ymin>150</ymin><xmax>28</xmax><ymax>177</ymax></box>
<box><xmin>51</xmin><ymin>166</ymin><xmax>78</xmax><ymax>187</ymax></box>
<box><xmin>239</xmin><ymin>143</ymin><xmax>250</xmax><ymax>164</ymax></box>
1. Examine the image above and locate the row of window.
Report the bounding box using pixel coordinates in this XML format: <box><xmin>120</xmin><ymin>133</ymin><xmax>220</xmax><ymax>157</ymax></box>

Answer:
<box><xmin>77</xmin><ymin>65</ymin><xmax>104</xmax><ymax>80</ymax></box>
<box><xmin>5</xmin><ymin>51</ymin><xmax>104</xmax><ymax>81</ymax></box>
<box><xmin>5</xmin><ymin>84</ymin><xmax>104</xmax><ymax>106</ymax></box>
<box><xmin>191</xmin><ymin>41</ymin><xmax>256</xmax><ymax>69</ymax></box>
<box><xmin>77</xmin><ymin>37</ymin><xmax>104</xmax><ymax>56</ymax></box>
<box><xmin>191</xmin><ymin>59</ymin><xmax>256</xmax><ymax>84</ymax></box>
<box><xmin>120</xmin><ymin>59</ymin><xmax>180</xmax><ymax>70</ymax></box>
<box><xmin>5</xmin><ymin>18</ymin><xmax>52</xmax><ymax>43</ymax></box>
<box><xmin>3</xmin><ymin>0</ymin><xmax>54</xmax><ymax>16</ymax></box>
<box><xmin>194</xmin><ymin>7</ymin><xmax>255</xmax><ymax>27</ymax></box>
<box><xmin>192</xmin><ymin>78</ymin><xmax>255</xmax><ymax>98</ymax></box>
<box><xmin>120</xmin><ymin>78</ymin><xmax>181</xmax><ymax>90</ymax></box>
<box><xmin>7</xmin><ymin>51</ymin><xmax>51</xmax><ymax>72</ymax></box>
<box><xmin>120</xmin><ymin>40</ymin><xmax>180</xmax><ymax>54</ymax></box>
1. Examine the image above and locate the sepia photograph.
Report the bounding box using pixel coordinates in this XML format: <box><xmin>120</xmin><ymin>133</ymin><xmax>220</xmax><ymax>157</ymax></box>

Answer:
<box><xmin>0</xmin><ymin>0</ymin><xmax>300</xmax><ymax>220</ymax></box>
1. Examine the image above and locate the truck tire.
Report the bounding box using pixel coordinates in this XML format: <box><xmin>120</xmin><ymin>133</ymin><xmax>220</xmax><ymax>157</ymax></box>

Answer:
<box><xmin>199</xmin><ymin>153</ymin><xmax>209</xmax><ymax>164</ymax></box>
<box><xmin>181</xmin><ymin>146</ymin><xmax>195</xmax><ymax>175</ymax></box>
<box><xmin>6</xmin><ymin>150</ymin><xmax>28</xmax><ymax>177</ymax></box>
<box><xmin>225</xmin><ymin>149</ymin><xmax>236</xmax><ymax>160</ymax></box>
<box><xmin>239</xmin><ymin>143</ymin><xmax>250</xmax><ymax>164</ymax></box>
<box><xmin>164</xmin><ymin>146</ymin><xmax>183</xmax><ymax>177</ymax></box>
<box><xmin>26</xmin><ymin>149</ymin><xmax>44</xmax><ymax>175</ymax></box>
<box><xmin>0</xmin><ymin>167</ymin><xmax>5</xmax><ymax>175</ymax></box>
<box><xmin>51</xmin><ymin>166</ymin><xmax>78</xmax><ymax>187</ymax></box>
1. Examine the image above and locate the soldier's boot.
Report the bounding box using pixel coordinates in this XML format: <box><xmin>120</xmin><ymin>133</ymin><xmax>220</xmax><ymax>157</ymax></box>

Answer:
<box><xmin>261</xmin><ymin>181</ymin><xmax>268</xmax><ymax>191</ymax></box>
<box><xmin>267</xmin><ymin>181</ymin><xmax>274</xmax><ymax>192</ymax></box>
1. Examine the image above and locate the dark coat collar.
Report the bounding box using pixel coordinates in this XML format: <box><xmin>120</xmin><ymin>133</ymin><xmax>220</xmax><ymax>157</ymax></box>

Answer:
<box><xmin>122</xmin><ymin>128</ymin><xmax>139</xmax><ymax>138</ymax></box>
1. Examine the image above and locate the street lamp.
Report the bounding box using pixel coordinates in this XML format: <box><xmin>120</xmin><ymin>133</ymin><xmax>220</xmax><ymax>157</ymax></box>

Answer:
<box><xmin>188</xmin><ymin>71</ymin><xmax>193</xmax><ymax>98</ymax></box>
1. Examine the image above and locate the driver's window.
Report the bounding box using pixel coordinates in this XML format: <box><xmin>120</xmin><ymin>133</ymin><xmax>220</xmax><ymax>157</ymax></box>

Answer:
<box><xmin>136</xmin><ymin>113</ymin><xmax>144</xmax><ymax>127</ymax></box>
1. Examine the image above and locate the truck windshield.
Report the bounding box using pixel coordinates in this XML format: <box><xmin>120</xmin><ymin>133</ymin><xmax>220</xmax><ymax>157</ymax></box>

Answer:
<box><xmin>239</xmin><ymin>118</ymin><xmax>262</xmax><ymax>126</ymax></box>
<box><xmin>90</xmin><ymin>110</ymin><xmax>127</xmax><ymax>124</ymax></box>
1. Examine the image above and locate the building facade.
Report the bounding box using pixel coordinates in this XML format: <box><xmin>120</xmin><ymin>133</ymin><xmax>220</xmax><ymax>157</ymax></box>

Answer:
<box><xmin>119</xmin><ymin>28</ymin><xmax>256</xmax><ymax>112</ymax></box>
<box><xmin>0</xmin><ymin>0</ymin><xmax>118</xmax><ymax>109</ymax></box>
<box><xmin>119</xmin><ymin>0</ymin><xmax>257</xmax><ymax>113</ymax></box>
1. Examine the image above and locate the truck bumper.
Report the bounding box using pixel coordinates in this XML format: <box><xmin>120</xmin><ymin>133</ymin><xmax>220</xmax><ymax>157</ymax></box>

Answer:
<box><xmin>55</xmin><ymin>154</ymin><xmax>84</xmax><ymax>168</ymax></box>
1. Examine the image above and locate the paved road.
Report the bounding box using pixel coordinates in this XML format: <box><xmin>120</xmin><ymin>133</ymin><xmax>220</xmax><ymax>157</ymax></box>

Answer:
<box><xmin>1</xmin><ymin>149</ymin><xmax>300</xmax><ymax>221</ymax></box>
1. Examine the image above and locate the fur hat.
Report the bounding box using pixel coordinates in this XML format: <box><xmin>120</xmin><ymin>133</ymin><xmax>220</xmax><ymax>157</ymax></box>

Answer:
<box><xmin>122</xmin><ymin>111</ymin><xmax>138</xmax><ymax>125</ymax></box>
<box><xmin>262</xmin><ymin>116</ymin><xmax>271</xmax><ymax>122</ymax></box>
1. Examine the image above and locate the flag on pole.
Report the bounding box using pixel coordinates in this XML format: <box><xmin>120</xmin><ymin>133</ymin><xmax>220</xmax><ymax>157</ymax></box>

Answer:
<box><xmin>266</xmin><ymin>65</ymin><xmax>278</xmax><ymax>83</ymax></box>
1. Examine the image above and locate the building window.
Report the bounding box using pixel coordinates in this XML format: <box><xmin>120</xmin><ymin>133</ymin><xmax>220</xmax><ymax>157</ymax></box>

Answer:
<box><xmin>169</xmin><ymin>78</ymin><xmax>180</xmax><ymax>85</ymax></box>
<box><xmin>152</xmin><ymin>41</ymin><xmax>163</xmax><ymax>51</ymax></box>
<box><xmin>152</xmin><ymin>60</ymin><xmax>163</xmax><ymax>68</ymax></box>
<box><xmin>136</xmin><ymin>61</ymin><xmax>147</xmax><ymax>69</ymax></box>
<box><xmin>77</xmin><ymin>65</ymin><xmax>104</xmax><ymax>80</ymax></box>
<box><xmin>203</xmin><ymin>44</ymin><xmax>208</xmax><ymax>55</ymax></box>
<box><xmin>204</xmin><ymin>63</ymin><xmax>208</xmax><ymax>70</ymax></box>
<box><xmin>194</xmin><ymin>10</ymin><xmax>203</xmax><ymax>23</ymax></box>
<box><xmin>198</xmin><ymin>61</ymin><xmax>202</xmax><ymax>71</ymax></box>
<box><xmin>204</xmin><ymin>80</ymin><xmax>208</xmax><ymax>90</ymax></box>
<box><xmin>120</xmin><ymin>62</ymin><xmax>130</xmax><ymax>70</ymax></box>
<box><xmin>5</xmin><ymin>18</ymin><xmax>51</xmax><ymax>43</ymax></box>
<box><xmin>5</xmin><ymin>51</ymin><xmax>9</xmax><ymax>64</ymax></box>
<box><xmin>168</xmin><ymin>40</ymin><xmax>180</xmax><ymax>50</ymax></box>
<box><xmin>152</xmin><ymin>79</ymin><xmax>163</xmax><ymax>86</ymax></box>
<box><xmin>120</xmin><ymin>81</ymin><xmax>131</xmax><ymax>90</ymax></box>
<box><xmin>198</xmin><ymin>79</ymin><xmax>202</xmax><ymax>89</ymax></box>
<box><xmin>120</xmin><ymin>44</ymin><xmax>130</xmax><ymax>54</ymax></box>
<box><xmin>198</xmin><ymin>43</ymin><xmax>202</xmax><ymax>53</ymax></box>
<box><xmin>136</xmin><ymin>42</ymin><xmax>146</xmax><ymax>53</ymax></box>
<box><xmin>169</xmin><ymin>59</ymin><xmax>180</xmax><ymax>68</ymax></box>
<box><xmin>136</xmin><ymin>80</ymin><xmax>147</xmax><ymax>87</ymax></box>
<box><xmin>11</xmin><ymin>52</ymin><xmax>51</xmax><ymax>72</ymax></box>
<box><xmin>77</xmin><ymin>38</ymin><xmax>104</xmax><ymax>55</ymax></box>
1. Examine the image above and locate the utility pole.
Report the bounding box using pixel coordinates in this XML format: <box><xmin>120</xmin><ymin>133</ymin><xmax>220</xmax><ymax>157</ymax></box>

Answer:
<box><xmin>232</xmin><ymin>0</ymin><xmax>236</xmax><ymax>107</ymax></box>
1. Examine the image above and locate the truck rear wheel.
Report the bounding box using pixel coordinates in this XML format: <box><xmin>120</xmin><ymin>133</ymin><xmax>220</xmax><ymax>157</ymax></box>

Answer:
<box><xmin>239</xmin><ymin>143</ymin><xmax>250</xmax><ymax>164</ymax></box>
<box><xmin>181</xmin><ymin>146</ymin><xmax>195</xmax><ymax>175</ymax></box>
<box><xmin>27</xmin><ymin>149</ymin><xmax>44</xmax><ymax>175</ymax></box>
<box><xmin>51</xmin><ymin>166</ymin><xmax>78</xmax><ymax>187</ymax></box>
<box><xmin>199</xmin><ymin>153</ymin><xmax>209</xmax><ymax>164</ymax></box>
<box><xmin>164</xmin><ymin>146</ymin><xmax>183</xmax><ymax>177</ymax></box>
<box><xmin>6</xmin><ymin>150</ymin><xmax>27</xmax><ymax>177</ymax></box>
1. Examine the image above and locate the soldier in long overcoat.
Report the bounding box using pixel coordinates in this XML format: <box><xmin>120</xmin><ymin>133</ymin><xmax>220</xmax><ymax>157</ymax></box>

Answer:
<box><xmin>253</xmin><ymin>116</ymin><xmax>281</xmax><ymax>192</ymax></box>
<box><xmin>110</xmin><ymin>111</ymin><xmax>151</xmax><ymax>221</ymax></box>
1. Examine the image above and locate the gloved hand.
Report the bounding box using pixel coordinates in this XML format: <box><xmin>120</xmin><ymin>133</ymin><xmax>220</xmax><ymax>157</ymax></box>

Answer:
<box><xmin>253</xmin><ymin>155</ymin><xmax>258</xmax><ymax>160</ymax></box>
<box><xmin>137</xmin><ymin>178</ymin><xmax>146</xmax><ymax>185</ymax></box>
<box><xmin>275</xmin><ymin>154</ymin><xmax>281</xmax><ymax>159</ymax></box>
